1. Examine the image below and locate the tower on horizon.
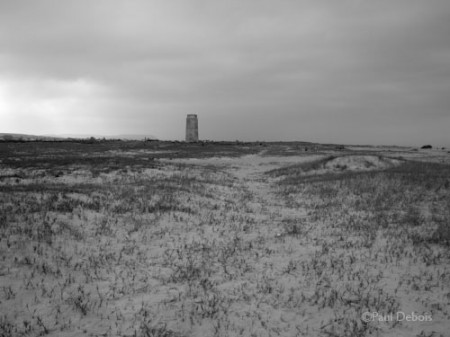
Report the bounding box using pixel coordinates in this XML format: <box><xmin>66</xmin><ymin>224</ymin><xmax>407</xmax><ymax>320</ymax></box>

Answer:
<box><xmin>185</xmin><ymin>114</ymin><xmax>199</xmax><ymax>142</ymax></box>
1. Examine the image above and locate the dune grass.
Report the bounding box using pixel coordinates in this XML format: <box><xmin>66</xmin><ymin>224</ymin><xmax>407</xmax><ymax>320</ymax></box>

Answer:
<box><xmin>0</xmin><ymin>142</ymin><xmax>449</xmax><ymax>336</ymax></box>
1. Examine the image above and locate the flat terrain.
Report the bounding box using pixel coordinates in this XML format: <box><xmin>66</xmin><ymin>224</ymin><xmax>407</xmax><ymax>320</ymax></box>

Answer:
<box><xmin>0</xmin><ymin>140</ymin><xmax>449</xmax><ymax>337</ymax></box>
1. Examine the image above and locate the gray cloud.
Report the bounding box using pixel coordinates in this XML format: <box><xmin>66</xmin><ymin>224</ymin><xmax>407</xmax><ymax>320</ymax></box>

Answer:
<box><xmin>1</xmin><ymin>0</ymin><xmax>449</xmax><ymax>145</ymax></box>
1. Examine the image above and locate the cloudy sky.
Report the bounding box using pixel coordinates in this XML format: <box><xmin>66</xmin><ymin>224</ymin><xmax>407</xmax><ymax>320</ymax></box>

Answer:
<box><xmin>1</xmin><ymin>0</ymin><xmax>449</xmax><ymax>145</ymax></box>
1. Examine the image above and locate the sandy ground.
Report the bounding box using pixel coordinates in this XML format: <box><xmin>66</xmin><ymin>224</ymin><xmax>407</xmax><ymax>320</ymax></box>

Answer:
<box><xmin>1</xmin><ymin>148</ymin><xmax>449</xmax><ymax>337</ymax></box>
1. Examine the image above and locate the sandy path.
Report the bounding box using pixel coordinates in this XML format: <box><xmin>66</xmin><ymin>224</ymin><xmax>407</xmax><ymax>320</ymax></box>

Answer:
<box><xmin>216</xmin><ymin>153</ymin><xmax>323</xmax><ymax>222</ymax></box>
<box><xmin>228</xmin><ymin>154</ymin><xmax>297</xmax><ymax>215</ymax></box>
<box><xmin>160</xmin><ymin>152</ymin><xmax>319</xmax><ymax>222</ymax></box>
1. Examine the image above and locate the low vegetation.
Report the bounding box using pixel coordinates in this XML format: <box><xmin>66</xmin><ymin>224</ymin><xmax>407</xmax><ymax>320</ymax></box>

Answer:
<box><xmin>0</xmin><ymin>141</ymin><xmax>449</xmax><ymax>336</ymax></box>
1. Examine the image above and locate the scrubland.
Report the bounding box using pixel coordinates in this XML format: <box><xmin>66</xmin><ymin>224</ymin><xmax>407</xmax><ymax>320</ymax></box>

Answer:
<box><xmin>0</xmin><ymin>141</ymin><xmax>449</xmax><ymax>337</ymax></box>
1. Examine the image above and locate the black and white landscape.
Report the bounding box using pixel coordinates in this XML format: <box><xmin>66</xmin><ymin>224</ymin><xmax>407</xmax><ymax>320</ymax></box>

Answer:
<box><xmin>1</xmin><ymin>1</ymin><xmax>449</xmax><ymax>336</ymax></box>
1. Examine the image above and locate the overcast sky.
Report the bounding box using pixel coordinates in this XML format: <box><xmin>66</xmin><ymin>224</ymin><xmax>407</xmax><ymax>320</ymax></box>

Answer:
<box><xmin>1</xmin><ymin>0</ymin><xmax>449</xmax><ymax>146</ymax></box>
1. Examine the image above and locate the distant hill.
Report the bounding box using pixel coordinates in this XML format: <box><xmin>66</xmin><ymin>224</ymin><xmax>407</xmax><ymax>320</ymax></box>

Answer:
<box><xmin>0</xmin><ymin>133</ymin><xmax>65</xmax><ymax>141</ymax></box>
<box><xmin>0</xmin><ymin>133</ymin><xmax>157</xmax><ymax>141</ymax></box>
<box><xmin>53</xmin><ymin>134</ymin><xmax>157</xmax><ymax>140</ymax></box>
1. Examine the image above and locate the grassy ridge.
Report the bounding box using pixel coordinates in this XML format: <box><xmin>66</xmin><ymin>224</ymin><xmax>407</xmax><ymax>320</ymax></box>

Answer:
<box><xmin>269</xmin><ymin>160</ymin><xmax>450</xmax><ymax>246</ymax></box>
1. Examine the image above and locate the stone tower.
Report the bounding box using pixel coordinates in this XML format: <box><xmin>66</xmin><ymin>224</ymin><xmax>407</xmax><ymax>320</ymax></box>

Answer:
<box><xmin>185</xmin><ymin>114</ymin><xmax>199</xmax><ymax>142</ymax></box>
